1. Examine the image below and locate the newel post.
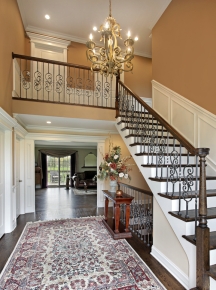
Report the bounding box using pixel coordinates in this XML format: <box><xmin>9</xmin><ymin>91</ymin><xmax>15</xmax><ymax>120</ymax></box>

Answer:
<box><xmin>115</xmin><ymin>73</ymin><xmax>120</xmax><ymax>118</ymax></box>
<box><xmin>196</xmin><ymin>148</ymin><xmax>210</xmax><ymax>290</ymax></box>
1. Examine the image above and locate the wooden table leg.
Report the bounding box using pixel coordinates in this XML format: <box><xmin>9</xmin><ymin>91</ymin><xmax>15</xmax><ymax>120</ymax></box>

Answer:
<box><xmin>104</xmin><ymin>197</ymin><xmax>109</xmax><ymax>221</ymax></box>
<box><xmin>125</xmin><ymin>203</ymin><xmax>130</xmax><ymax>232</ymax></box>
<box><xmin>114</xmin><ymin>204</ymin><xmax>120</xmax><ymax>233</ymax></box>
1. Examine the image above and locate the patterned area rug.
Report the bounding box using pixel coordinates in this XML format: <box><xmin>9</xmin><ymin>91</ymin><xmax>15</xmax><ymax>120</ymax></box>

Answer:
<box><xmin>73</xmin><ymin>188</ymin><xmax>97</xmax><ymax>195</ymax></box>
<box><xmin>0</xmin><ymin>217</ymin><xmax>166</xmax><ymax>290</ymax></box>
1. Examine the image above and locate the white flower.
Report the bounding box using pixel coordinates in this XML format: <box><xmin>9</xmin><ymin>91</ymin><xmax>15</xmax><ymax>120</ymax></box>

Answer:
<box><xmin>124</xmin><ymin>174</ymin><xmax>128</xmax><ymax>179</ymax></box>
<box><xmin>114</xmin><ymin>155</ymin><xmax>119</xmax><ymax>160</ymax></box>
<box><xmin>119</xmin><ymin>172</ymin><xmax>124</xmax><ymax>178</ymax></box>
<box><xmin>108</xmin><ymin>162</ymin><xmax>111</xmax><ymax>166</ymax></box>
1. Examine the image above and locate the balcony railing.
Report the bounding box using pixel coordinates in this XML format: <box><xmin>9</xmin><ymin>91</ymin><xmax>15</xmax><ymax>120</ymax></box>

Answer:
<box><xmin>12</xmin><ymin>53</ymin><xmax>116</xmax><ymax>109</ymax></box>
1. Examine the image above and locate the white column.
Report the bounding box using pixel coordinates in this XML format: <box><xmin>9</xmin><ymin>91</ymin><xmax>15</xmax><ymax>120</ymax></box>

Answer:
<box><xmin>19</xmin><ymin>139</ymin><xmax>25</xmax><ymax>214</ymax></box>
<box><xmin>4</xmin><ymin>130</ymin><xmax>16</xmax><ymax>233</ymax></box>
<box><xmin>24</xmin><ymin>139</ymin><xmax>35</xmax><ymax>213</ymax></box>
<box><xmin>97</xmin><ymin>142</ymin><xmax>105</xmax><ymax>208</ymax></box>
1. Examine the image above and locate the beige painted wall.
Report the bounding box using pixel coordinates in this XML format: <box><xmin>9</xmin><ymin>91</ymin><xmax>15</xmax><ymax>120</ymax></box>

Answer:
<box><xmin>0</xmin><ymin>0</ymin><xmax>27</xmax><ymax>115</ymax></box>
<box><xmin>124</xmin><ymin>55</ymin><xmax>152</xmax><ymax>99</ymax></box>
<box><xmin>152</xmin><ymin>0</ymin><xmax>216</xmax><ymax>115</ymax></box>
<box><xmin>12</xmin><ymin>100</ymin><xmax>116</xmax><ymax>121</ymax></box>
<box><xmin>153</xmin><ymin>198</ymin><xmax>189</xmax><ymax>275</ymax></box>
<box><xmin>68</xmin><ymin>42</ymin><xmax>90</xmax><ymax>67</ymax></box>
<box><xmin>105</xmin><ymin>135</ymin><xmax>150</xmax><ymax>191</ymax></box>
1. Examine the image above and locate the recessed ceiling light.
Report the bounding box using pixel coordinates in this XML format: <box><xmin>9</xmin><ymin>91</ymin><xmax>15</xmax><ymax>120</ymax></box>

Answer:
<box><xmin>46</xmin><ymin>121</ymin><xmax>51</xmax><ymax>124</ymax></box>
<box><xmin>134</xmin><ymin>36</ymin><xmax>139</xmax><ymax>41</ymax></box>
<box><xmin>93</xmin><ymin>26</ymin><xmax>97</xmax><ymax>31</ymax></box>
<box><xmin>45</xmin><ymin>14</ymin><xmax>50</xmax><ymax>20</ymax></box>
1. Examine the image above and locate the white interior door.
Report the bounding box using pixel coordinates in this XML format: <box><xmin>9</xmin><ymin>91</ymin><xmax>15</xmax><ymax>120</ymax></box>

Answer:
<box><xmin>16</xmin><ymin>139</ymin><xmax>20</xmax><ymax>218</ymax></box>
<box><xmin>0</xmin><ymin>130</ymin><xmax>5</xmax><ymax>238</ymax></box>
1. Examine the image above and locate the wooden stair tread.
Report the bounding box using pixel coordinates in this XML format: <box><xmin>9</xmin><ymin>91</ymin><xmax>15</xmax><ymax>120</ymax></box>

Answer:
<box><xmin>142</xmin><ymin>164</ymin><xmax>198</xmax><ymax>168</ymax></box>
<box><xmin>130</xmin><ymin>142</ymin><xmax>181</xmax><ymax>147</ymax></box>
<box><xmin>125</xmin><ymin>134</ymin><xmax>174</xmax><ymax>139</ymax></box>
<box><xmin>135</xmin><ymin>152</ymin><xmax>195</xmax><ymax>157</ymax></box>
<box><xmin>158</xmin><ymin>189</ymin><xmax>216</xmax><ymax>200</ymax></box>
<box><xmin>182</xmin><ymin>231</ymin><xmax>216</xmax><ymax>250</ymax></box>
<box><xmin>207</xmin><ymin>264</ymin><xmax>216</xmax><ymax>280</ymax></box>
<box><xmin>121</xmin><ymin>127</ymin><xmax>167</xmax><ymax>132</ymax></box>
<box><xmin>169</xmin><ymin>207</ymin><xmax>216</xmax><ymax>222</ymax></box>
<box><xmin>149</xmin><ymin>176</ymin><xmax>216</xmax><ymax>182</ymax></box>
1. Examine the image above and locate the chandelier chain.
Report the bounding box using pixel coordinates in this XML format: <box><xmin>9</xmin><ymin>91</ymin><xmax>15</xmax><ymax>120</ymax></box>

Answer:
<box><xmin>109</xmin><ymin>0</ymin><xmax>112</xmax><ymax>17</ymax></box>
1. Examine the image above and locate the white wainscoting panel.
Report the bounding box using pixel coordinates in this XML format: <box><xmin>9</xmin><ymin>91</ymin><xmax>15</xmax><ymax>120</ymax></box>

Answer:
<box><xmin>171</xmin><ymin>99</ymin><xmax>195</xmax><ymax>145</ymax></box>
<box><xmin>152</xmin><ymin>80</ymin><xmax>216</xmax><ymax>175</ymax></box>
<box><xmin>25</xmin><ymin>139</ymin><xmax>35</xmax><ymax>213</ymax></box>
<box><xmin>152</xmin><ymin>87</ymin><xmax>170</xmax><ymax>122</ymax></box>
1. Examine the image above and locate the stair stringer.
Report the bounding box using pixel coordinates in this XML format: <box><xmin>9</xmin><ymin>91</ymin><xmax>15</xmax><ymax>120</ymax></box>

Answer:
<box><xmin>116</xmin><ymin>122</ymin><xmax>197</xmax><ymax>290</ymax></box>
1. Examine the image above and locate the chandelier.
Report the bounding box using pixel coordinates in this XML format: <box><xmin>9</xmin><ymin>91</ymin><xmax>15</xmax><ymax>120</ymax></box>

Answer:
<box><xmin>86</xmin><ymin>0</ymin><xmax>137</xmax><ymax>78</ymax></box>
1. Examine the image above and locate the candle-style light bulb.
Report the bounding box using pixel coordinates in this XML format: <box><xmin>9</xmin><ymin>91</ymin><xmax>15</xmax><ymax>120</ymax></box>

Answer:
<box><xmin>89</xmin><ymin>33</ymin><xmax>93</xmax><ymax>40</ymax></box>
<box><xmin>127</xmin><ymin>30</ymin><xmax>131</xmax><ymax>38</ymax></box>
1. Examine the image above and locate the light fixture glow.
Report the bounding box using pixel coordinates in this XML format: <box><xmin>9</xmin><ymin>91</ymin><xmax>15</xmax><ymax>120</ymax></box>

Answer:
<box><xmin>86</xmin><ymin>0</ymin><xmax>136</xmax><ymax>78</ymax></box>
<box><xmin>134</xmin><ymin>36</ymin><xmax>139</xmax><ymax>41</ymax></box>
<box><xmin>46</xmin><ymin>121</ymin><xmax>51</xmax><ymax>124</ymax></box>
<box><xmin>45</xmin><ymin>14</ymin><xmax>50</xmax><ymax>20</ymax></box>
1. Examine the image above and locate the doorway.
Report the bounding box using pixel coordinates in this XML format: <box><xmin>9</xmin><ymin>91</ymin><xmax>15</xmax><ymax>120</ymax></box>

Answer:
<box><xmin>47</xmin><ymin>155</ymin><xmax>71</xmax><ymax>187</ymax></box>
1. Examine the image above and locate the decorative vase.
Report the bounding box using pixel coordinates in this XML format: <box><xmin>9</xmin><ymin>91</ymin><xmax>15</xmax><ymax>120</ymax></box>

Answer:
<box><xmin>109</xmin><ymin>179</ymin><xmax>117</xmax><ymax>192</ymax></box>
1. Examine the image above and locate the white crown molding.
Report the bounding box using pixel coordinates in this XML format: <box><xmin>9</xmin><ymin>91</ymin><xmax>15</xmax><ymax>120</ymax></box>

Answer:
<box><xmin>26</xmin><ymin>132</ymin><xmax>107</xmax><ymax>143</ymax></box>
<box><xmin>26</xmin><ymin>30</ymin><xmax>71</xmax><ymax>48</ymax></box>
<box><xmin>151</xmin><ymin>246</ymin><xmax>189</xmax><ymax>289</ymax></box>
<box><xmin>25</xmin><ymin>125</ymin><xmax>118</xmax><ymax>135</ymax></box>
<box><xmin>26</xmin><ymin>26</ymin><xmax>152</xmax><ymax>59</ymax></box>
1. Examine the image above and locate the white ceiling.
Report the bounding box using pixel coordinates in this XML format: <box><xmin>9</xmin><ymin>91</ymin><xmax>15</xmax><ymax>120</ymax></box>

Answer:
<box><xmin>14</xmin><ymin>114</ymin><xmax>118</xmax><ymax>134</ymax></box>
<box><xmin>17</xmin><ymin>0</ymin><xmax>172</xmax><ymax>58</ymax></box>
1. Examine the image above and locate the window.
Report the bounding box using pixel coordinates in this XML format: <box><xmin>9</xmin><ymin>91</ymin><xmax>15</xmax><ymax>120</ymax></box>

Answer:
<box><xmin>47</xmin><ymin>155</ymin><xmax>71</xmax><ymax>186</ymax></box>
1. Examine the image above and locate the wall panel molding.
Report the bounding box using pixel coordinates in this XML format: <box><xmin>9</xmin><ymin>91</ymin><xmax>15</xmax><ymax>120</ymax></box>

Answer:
<box><xmin>152</xmin><ymin>80</ymin><xmax>216</xmax><ymax>174</ymax></box>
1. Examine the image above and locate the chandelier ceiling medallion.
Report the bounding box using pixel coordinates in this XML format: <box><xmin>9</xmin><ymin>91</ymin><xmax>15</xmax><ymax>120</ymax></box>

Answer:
<box><xmin>86</xmin><ymin>0</ymin><xmax>138</xmax><ymax>78</ymax></box>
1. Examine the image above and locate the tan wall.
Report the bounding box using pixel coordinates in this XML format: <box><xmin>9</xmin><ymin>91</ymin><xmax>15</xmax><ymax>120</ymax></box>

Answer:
<box><xmin>153</xmin><ymin>198</ymin><xmax>189</xmax><ymax>275</ymax></box>
<box><xmin>124</xmin><ymin>55</ymin><xmax>152</xmax><ymax>98</ymax></box>
<box><xmin>0</xmin><ymin>0</ymin><xmax>27</xmax><ymax>115</ymax></box>
<box><xmin>152</xmin><ymin>0</ymin><xmax>216</xmax><ymax>115</ymax></box>
<box><xmin>68</xmin><ymin>42</ymin><xmax>90</xmax><ymax>67</ymax></box>
<box><xmin>104</xmin><ymin>135</ymin><xmax>150</xmax><ymax>191</ymax></box>
<box><xmin>12</xmin><ymin>100</ymin><xmax>116</xmax><ymax>121</ymax></box>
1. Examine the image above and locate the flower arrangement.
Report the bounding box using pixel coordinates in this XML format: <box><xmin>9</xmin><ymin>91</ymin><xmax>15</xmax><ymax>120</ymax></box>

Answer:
<box><xmin>98</xmin><ymin>144</ymin><xmax>133</xmax><ymax>181</ymax></box>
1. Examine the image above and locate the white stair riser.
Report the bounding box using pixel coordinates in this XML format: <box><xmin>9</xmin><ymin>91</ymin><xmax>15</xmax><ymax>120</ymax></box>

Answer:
<box><xmin>140</xmin><ymin>155</ymin><xmax>196</xmax><ymax>164</ymax></box>
<box><xmin>149</xmin><ymin>167</ymin><xmax>200</xmax><ymax>179</ymax></box>
<box><xmin>146</xmin><ymin>179</ymin><xmax>216</xmax><ymax>192</ymax></box>
<box><xmin>210</xmin><ymin>249</ymin><xmax>216</xmax><ymax>266</ymax></box>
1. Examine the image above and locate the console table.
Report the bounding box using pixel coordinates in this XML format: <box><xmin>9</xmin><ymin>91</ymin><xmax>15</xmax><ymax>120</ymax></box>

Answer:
<box><xmin>102</xmin><ymin>190</ymin><xmax>134</xmax><ymax>239</ymax></box>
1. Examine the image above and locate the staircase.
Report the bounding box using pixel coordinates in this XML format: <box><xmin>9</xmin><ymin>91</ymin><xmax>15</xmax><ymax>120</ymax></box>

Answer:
<box><xmin>115</xmin><ymin>80</ymin><xmax>216</xmax><ymax>290</ymax></box>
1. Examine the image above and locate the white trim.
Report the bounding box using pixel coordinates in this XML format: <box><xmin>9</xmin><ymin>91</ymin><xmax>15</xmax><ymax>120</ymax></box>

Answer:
<box><xmin>0</xmin><ymin>108</ymin><xmax>16</xmax><ymax>130</ymax></box>
<box><xmin>152</xmin><ymin>80</ymin><xmax>216</xmax><ymax>174</ymax></box>
<box><xmin>26</xmin><ymin>132</ymin><xmax>108</xmax><ymax>143</ymax></box>
<box><xmin>25</xmin><ymin>125</ymin><xmax>118</xmax><ymax>135</ymax></box>
<box><xmin>151</xmin><ymin>245</ymin><xmax>189</xmax><ymax>290</ymax></box>
<box><xmin>152</xmin><ymin>80</ymin><xmax>216</xmax><ymax>122</ymax></box>
<box><xmin>26</xmin><ymin>31</ymin><xmax>71</xmax><ymax>48</ymax></box>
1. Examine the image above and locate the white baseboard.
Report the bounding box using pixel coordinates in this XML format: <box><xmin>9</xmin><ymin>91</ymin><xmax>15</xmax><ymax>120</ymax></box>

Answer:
<box><xmin>151</xmin><ymin>245</ymin><xmax>189</xmax><ymax>290</ymax></box>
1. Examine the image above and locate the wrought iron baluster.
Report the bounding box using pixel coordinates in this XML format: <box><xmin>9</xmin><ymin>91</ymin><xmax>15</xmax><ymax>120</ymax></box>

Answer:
<box><xmin>166</xmin><ymin>131</ymin><xmax>170</xmax><ymax>194</ymax></box>
<box><xmin>178</xmin><ymin>144</ymin><xmax>182</xmax><ymax>215</ymax></box>
<box><xmin>194</xmin><ymin>155</ymin><xmax>199</xmax><ymax>241</ymax></box>
<box><xmin>182</xmin><ymin>151</ymin><xmax>194</xmax><ymax>218</ymax></box>
<box><xmin>169</xmin><ymin>138</ymin><xmax>179</xmax><ymax>196</ymax></box>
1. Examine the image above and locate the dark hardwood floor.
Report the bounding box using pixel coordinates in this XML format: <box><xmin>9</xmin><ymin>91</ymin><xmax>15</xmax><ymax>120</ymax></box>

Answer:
<box><xmin>0</xmin><ymin>187</ymin><xmax>185</xmax><ymax>290</ymax></box>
